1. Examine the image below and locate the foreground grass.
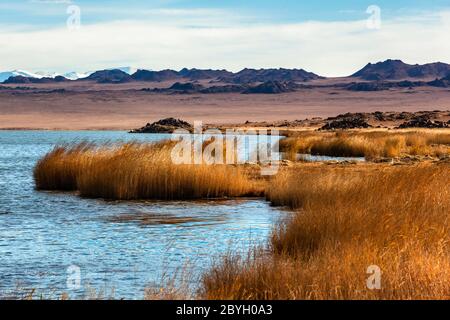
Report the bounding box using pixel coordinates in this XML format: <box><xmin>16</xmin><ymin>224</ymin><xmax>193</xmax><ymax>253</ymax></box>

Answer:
<box><xmin>200</xmin><ymin>163</ymin><xmax>450</xmax><ymax>300</ymax></box>
<box><xmin>34</xmin><ymin>141</ymin><xmax>262</xmax><ymax>200</ymax></box>
<box><xmin>280</xmin><ymin>129</ymin><xmax>450</xmax><ymax>160</ymax></box>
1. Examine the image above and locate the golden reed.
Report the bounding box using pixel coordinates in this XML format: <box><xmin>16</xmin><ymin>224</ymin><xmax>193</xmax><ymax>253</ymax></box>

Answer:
<box><xmin>280</xmin><ymin>129</ymin><xmax>450</xmax><ymax>160</ymax></box>
<box><xmin>34</xmin><ymin>141</ymin><xmax>263</xmax><ymax>200</ymax></box>
<box><xmin>200</xmin><ymin>163</ymin><xmax>450</xmax><ymax>300</ymax></box>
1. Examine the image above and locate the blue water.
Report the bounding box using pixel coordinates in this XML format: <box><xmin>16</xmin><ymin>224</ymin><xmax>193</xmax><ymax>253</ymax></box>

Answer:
<box><xmin>0</xmin><ymin>131</ymin><xmax>285</xmax><ymax>299</ymax></box>
<box><xmin>298</xmin><ymin>154</ymin><xmax>366</xmax><ymax>162</ymax></box>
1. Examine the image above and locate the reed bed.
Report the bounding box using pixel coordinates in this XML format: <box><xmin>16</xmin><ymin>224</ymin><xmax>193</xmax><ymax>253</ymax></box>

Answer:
<box><xmin>280</xmin><ymin>130</ymin><xmax>450</xmax><ymax>160</ymax></box>
<box><xmin>200</xmin><ymin>163</ymin><xmax>450</xmax><ymax>299</ymax></box>
<box><xmin>34</xmin><ymin>141</ymin><xmax>263</xmax><ymax>200</ymax></box>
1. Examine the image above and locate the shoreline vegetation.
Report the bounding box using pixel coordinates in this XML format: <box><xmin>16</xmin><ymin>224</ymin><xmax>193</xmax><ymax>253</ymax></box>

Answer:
<box><xmin>34</xmin><ymin>141</ymin><xmax>263</xmax><ymax>200</ymax></box>
<box><xmin>32</xmin><ymin>128</ymin><xmax>450</xmax><ymax>300</ymax></box>
<box><xmin>200</xmin><ymin>162</ymin><xmax>450</xmax><ymax>300</ymax></box>
<box><xmin>280</xmin><ymin>129</ymin><xmax>450</xmax><ymax>160</ymax></box>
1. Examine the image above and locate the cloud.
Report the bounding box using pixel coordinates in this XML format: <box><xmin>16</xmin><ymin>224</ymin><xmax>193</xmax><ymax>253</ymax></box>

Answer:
<box><xmin>0</xmin><ymin>9</ymin><xmax>449</xmax><ymax>76</ymax></box>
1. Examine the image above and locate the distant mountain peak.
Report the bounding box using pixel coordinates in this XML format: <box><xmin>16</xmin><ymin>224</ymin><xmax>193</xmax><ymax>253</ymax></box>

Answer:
<box><xmin>352</xmin><ymin>59</ymin><xmax>450</xmax><ymax>80</ymax></box>
<box><xmin>84</xmin><ymin>69</ymin><xmax>133</xmax><ymax>83</ymax></box>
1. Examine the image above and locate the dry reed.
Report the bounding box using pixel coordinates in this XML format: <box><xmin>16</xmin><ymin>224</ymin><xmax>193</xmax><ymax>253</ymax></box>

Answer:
<box><xmin>280</xmin><ymin>130</ymin><xmax>450</xmax><ymax>160</ymax></box>
<box><xmin>34</xmin><ymin>141</ymin><xmax>262</xmax><ymax>200</ymax></box>
<box><xmin>200</xmin><ymin>163</ymin><xmax>450</xmax><ymax>300</ymax></box>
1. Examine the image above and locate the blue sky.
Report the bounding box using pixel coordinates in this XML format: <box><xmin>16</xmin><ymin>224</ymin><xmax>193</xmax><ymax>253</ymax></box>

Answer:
<box><xmin>0</xmin><ymin>0</ymin><xmax>449</xmax><ymax>75</ymax></box>
<box><xmin>2</xmin><ymin>0</ymin><xmax>449</xmax><ymax>25</ymax></box>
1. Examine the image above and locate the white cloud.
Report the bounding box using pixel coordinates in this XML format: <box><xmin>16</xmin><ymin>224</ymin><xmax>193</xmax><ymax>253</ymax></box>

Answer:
<box><xmin>0</xmin><ymin>9</ymin><xmax>449</xmax><ymax>76</ymax></box>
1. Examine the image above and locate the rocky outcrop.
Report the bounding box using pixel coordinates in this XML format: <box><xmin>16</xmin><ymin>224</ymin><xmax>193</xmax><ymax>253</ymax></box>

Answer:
<box><xmin>346</xmin><ymin>80</ymin><xmax>426</xmax><ymax>91</ymax></box>
<box><xmin>242</xmin><ymin>81</ymin><xmax>299</xmax><ymax>94</ymax></box>
<box><xmin>320</xmin><ymin>113</ymin><xmax>372</xmax><ymax>130</ymax></box>
<box><xmin>200</xmin><ymin>84</ymin><xmax>245</xmax><ymax>94</ymax></box>
<box><xmin>129</xmin><ymin>118</ymin><xmax>193</xmax><ymax>133</ymax></box>
<box><xmin>346</xmin><ymin>82</ymin><xmax>389</xmax><ymax>91</ymax></box>
<box><xmin>169</xmin><ymin>82</ymin><xmax>204</xmax><ymax>93</ymax></box>
<box><xmin>397</xmin><ymin>115</ymin><xmax>449</xmax><ymax>128</ymax></box>
<box><xmin>143</xmin><ymin>82</ymin><xmax>205</xmax><ymax>94</ymax></box>
<box><xmin>428</xmin><ymin>74</ymin><xmax>450</xmax><ymax>88</ymax></box>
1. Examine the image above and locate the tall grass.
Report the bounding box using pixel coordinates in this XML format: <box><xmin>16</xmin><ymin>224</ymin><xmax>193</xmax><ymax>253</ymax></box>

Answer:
<box><xmin>34</xmin><ymin>141</ymin><xmax>262</xmax><ymax>200</ymax></box>
<box><xmin>280</xmin><ymin>130</ymin><xmax>450</xmax><ymax>160</ymax></box>
<box><xmin>200</xmin><ymin>163</ymin><xmax>450</xmax><ymax>299</ymax></box>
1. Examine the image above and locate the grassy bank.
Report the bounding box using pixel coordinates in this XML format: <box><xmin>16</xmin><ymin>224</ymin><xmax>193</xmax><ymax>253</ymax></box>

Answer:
<box><xmin>34</xmin><ymin>141</ymin><xmax>262</xmax><ymax>200</ymax></box>
<box><xmin>200</xmin><ymin>163</ymin><xmax>450</xmax><ymax>299</ymax></box>
<box><xmin>280</xmin><ymin>129</ymin><xmax>450</xmax><ymax>160</ymax></box>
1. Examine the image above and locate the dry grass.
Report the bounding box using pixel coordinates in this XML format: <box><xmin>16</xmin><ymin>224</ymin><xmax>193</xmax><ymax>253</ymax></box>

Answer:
<box><xmin>200</xmin><ymin>163</ymin><xmax>450</xmax><ymax>300</ymax></box>
<box><xmin>280</xmin><ymin>130</ymin><xmax>450</xmax><ymax>160</ymax></box>
<box><xmin>34</xmin><ymin>141</ymin><xmax>263</xmax><ymax>200</ymax></box>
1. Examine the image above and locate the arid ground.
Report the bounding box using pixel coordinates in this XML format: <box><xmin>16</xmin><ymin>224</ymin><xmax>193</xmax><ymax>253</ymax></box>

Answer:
<box><xmin>1</xmin><ymin>79</ymin><xmax>450</xmax><ymax>130</ymax></box>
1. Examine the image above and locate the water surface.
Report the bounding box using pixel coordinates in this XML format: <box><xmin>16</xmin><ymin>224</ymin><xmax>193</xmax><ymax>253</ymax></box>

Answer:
<box><xmin>0</xmin><ymin>131</ymin><xmax>285</xmax><ymax>299</ymax></box>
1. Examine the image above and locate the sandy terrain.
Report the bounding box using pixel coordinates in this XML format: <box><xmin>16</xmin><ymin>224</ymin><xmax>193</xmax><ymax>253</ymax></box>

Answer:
<box><xmin>0</xmin><ymin>81</ymin><xmax>449</xmax><ymax>130</ymax></box>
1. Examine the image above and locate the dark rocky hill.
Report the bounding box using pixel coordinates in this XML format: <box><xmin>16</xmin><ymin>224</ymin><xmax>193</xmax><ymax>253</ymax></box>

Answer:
<box><xmin>352</xmin><ymin>59</ymin><xmax>450</xmax><ymax>80</ymax></box>
<box><xmin>242</xmin><ymin>81</ymin><xmax>299</xmax><ymax>94</ymax></box>
<box><xmin>4</xmin><ymin>75</ymin><xmax>68</xmax><ymax>84</ymax></box>
<box><xmin>220</xmin><ymin>68</ymin><xmax>322</xmax><ymax>84</ymax></box>
<box><xmin>83</xmin><ymin>69</ymin><xmax>133</xmax><ymax>83</ymax></box>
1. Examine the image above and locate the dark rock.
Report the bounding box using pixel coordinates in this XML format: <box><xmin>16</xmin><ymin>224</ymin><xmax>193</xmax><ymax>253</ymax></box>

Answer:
<box><xmin>132</xmin><ymin>69</ymin><xmax>180</xmax><ymax>82</ymax></box>
<box><xmin>142</xmin><ymin>83</ymin><xmax>244</xmax><ymax>94</ymax></box>
<box><xmin>242</xmin><ymin>81</ymin><xmax>298</xmax><ymax>94</ymax></box>
<box><xmin>178</xmin><ymin>68</ymin><xmax>233</xmax><ymax>80</ymax></box>
<box><xmin>3</xmin><ymin>75</ymin><xmax>69</xmax><ymax>84</ymax></box>
<box><xmin>397</xmin><ymin>115</ymin><xmax>449</xmax><ymax>128</ymax></box>
<box><xmin>220</xmin><ymin>68</ymin><xmax>322</xmax><ymax>84</ymax></box>
<box><xmin>200</xmin><ymin>84</ymin><xmax>245</xmax><ymax>94</ymax></box>
<box><xmin>3</xmin><ymin>76</ymin><xmax>32</xmax><ymax>84</ymax></box>
<box><xmin>428</xmin><ymin>75</ymin><xmax>450</xmax><ymax>88</ymax></box>
<box><xmin>84</xmin><ymin>69</ymin><xmax>133</xmax><ymax>83</ymax></box>
<box><xmin>132</xmin><ymin>68</ymin><xmax>232</xmax><ymax>82</ymax></box>
<box><xmin>346</xmin><ymin>80</ymin><xmax>425</xmax><ymax>91</ymax></box>
<box><xmin>130</xmin><ymin>118</ymin><xmax>193</xmax><ymax>133</ymax></box>
<box><xmin>169</xmin><ymin>82</ymin><xmax>204</xmax><ymax>93</ymax></box>
<box><xmin>346</xmin><ymin>82</ymin><xmax>388</xmax><ymax>91</ymax></box>
<box><xmin>320</xmin><ymin>113</ymin><xmax>372</xmax><ymax>130</ymax></box>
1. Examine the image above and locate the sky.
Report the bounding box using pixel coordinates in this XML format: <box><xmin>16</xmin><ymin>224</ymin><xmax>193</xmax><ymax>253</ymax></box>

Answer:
<box><xmin>0</xmin><ymin>0</ymin><xmax>449</xmax><ymax>76</ymax></box>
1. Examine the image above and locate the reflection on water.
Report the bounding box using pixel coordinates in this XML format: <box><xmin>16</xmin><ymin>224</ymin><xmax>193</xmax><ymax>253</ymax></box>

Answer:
<box><xmin>105</xmin><ymin>211</ymin><xmax>222</xmax><ymax>227</ymax></box>
<box><xmin>0</xmin><ymin>131</ymin><xmax>285</xmax><ymax>299</ymax></box>
<box><xmin>297</xmin><ymin>154</ymin><xmax>366</xmax><ymax>162</ymax></box>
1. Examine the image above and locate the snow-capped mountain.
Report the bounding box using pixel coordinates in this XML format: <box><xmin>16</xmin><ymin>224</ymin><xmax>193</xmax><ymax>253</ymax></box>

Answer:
<box><xmin>0</xmin><ymin>67</ymin><xmax>136</xmax><ymax>82</ymax></box>
<box><xmin>62</xmin><ymin>71</ymin><xmax>93</xmax><ymax>80</ymax></box>
<box><xmin>0</xmin><ymin>70</ymin><xmax>44</xmax><ymax>83</ymax></box>
<box><xmin>35</xmin><ymin>71</ymin><xmax>61</xmax><ymax>79</ymax></box>
<box><xmin>110</xmin><ymin>67</ymin><xmax>138</xmax><ymax>75</ymax></box>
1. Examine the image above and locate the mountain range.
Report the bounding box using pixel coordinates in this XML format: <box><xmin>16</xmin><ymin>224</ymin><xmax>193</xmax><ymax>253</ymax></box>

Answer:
<box><xmin>2</xmin><ymin>60</ymin><xmax>450</xmax><ymax>84</ymax></box>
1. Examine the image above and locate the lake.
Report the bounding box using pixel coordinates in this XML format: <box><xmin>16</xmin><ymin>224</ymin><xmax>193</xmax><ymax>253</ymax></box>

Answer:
<box><xmin>0</xmin><ymin>131</ymin><xmax>286</xmax><ymax>299</ymax></box>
